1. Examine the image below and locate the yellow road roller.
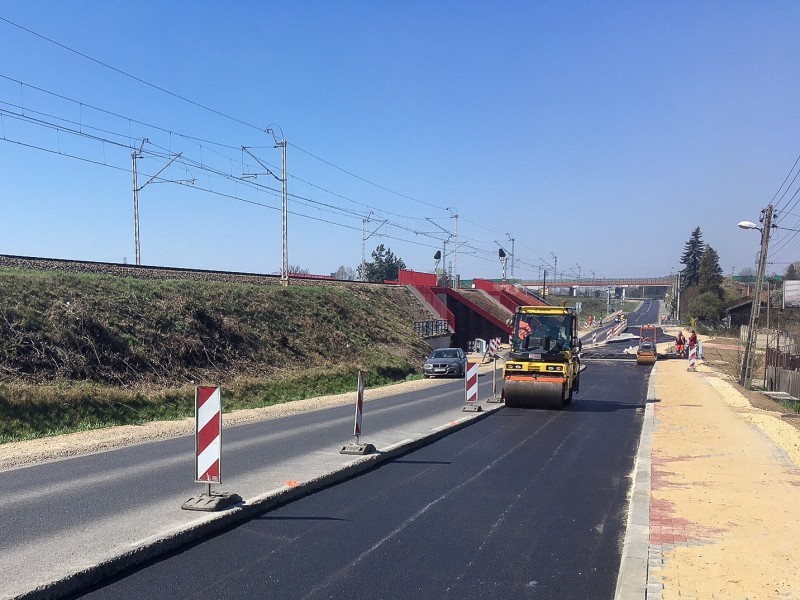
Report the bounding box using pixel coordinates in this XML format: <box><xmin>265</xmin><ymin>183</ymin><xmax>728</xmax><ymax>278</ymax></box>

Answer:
<box><xmin>636</xmin><ymin>325</ymin><xmax>658</xmax><ymax>365</ymax></box>
<box><xmin>503</xmin><ymin>305</ymin><xmax>581</xmax><ymax>409</ymax></box>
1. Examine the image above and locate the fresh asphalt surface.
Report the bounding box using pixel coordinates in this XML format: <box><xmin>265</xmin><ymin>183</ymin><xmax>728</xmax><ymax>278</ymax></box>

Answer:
<box><xmin>73</xmin><ymin>362</ymin><xmax>649</xmax><ymax>600</ymax></box>
<box><xmin>1</xmin><ymin>382</ymin><xmax>490</xmax><ymax>547</ymax></box>
<box><xmin>0</xmin><ymin>375</ymin><xmax>502</xmax><ymax>598</ymax></box>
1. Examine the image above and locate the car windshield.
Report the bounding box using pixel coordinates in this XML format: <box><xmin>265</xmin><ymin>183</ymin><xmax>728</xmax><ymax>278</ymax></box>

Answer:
<box><xmin>431</xmin><ymin>349</ymin><xmax>459</xmax><ymax>359</ymax></box>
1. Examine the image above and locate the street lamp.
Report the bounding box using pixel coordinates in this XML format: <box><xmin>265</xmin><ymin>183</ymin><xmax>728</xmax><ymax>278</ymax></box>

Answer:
<box><xmin>738</xmin><ymin>208</ymin><xmax>774</xmax><ymax>389</ymax></box>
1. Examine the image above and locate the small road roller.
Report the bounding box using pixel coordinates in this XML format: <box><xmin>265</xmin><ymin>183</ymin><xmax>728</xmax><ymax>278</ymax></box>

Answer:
<box><xmin>636</xmin><ymin>325</ymin><xmax>658</xmax><ymax>366</ymax></box>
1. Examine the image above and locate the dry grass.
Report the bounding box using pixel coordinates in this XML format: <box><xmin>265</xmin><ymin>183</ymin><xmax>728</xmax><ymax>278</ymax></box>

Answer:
<box><xmin>0</xmin><ymin>268</ymin><xmax>434</xmax><ymax>442</ymax></box>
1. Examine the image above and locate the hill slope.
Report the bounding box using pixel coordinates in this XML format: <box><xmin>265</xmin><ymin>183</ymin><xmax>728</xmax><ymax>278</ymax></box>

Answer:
<box><xmin>0</xmin><ymin>268</ymin><xmax>434</xmax><ymax>441</ymax></box>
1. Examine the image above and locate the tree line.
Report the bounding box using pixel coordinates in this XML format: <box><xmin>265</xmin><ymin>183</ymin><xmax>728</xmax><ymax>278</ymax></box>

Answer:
<box><xmin>677</xmin><ymin>226</ymin><xmax>799</xmax><ymax>327</ymax></box>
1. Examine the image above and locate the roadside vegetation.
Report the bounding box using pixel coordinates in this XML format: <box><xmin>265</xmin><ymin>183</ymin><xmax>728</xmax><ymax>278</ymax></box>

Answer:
<box><xmin>0</xmin><ymin>268</ymin><xmax>432</xmax><ymax>443</ymax></box>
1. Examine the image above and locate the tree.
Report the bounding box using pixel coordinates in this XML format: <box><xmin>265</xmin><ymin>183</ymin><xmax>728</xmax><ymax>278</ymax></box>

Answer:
<box><xmin>358</xmin><ymin>244</ymin><xmax>406</xmax><ymax>283</ymax></box>
<box><xmin>738</xmin><ymin>267</ymin><xmax>756</xmax><ymax>284</ymax></box>
<box><xmin>786</xmin><ymin>262</ymin><xmax>800</xmax><ymax>280</ymax></box>
<box><xmin>333</xmin><ymin>265</ymin><xmax>357</xmax><ymax>280</ymax></box>
<box><xmin>697</xmin><ymin>246</ymin><xmax>724</xmax><ymax>299</ymax></box>
<box><xmin>680</xmin><ymin>226</ymin><xmax>706</xmax><ymax>287</ymax></box>
<box><xmin>688</xmin><ymin>292</ymin><xmax>726</xmax><ymax>324</ymax></box>
<box><xmin>287</xmin><ymin>264</ymin><xmax>310</xmax><ymax>275</ymax></box>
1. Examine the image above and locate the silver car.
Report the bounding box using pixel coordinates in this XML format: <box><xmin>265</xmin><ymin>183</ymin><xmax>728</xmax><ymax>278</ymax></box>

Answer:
<box><xmin>423</xmin><ymin>347</ymin><xmax>467</xmax><ymax>378</ymax></box>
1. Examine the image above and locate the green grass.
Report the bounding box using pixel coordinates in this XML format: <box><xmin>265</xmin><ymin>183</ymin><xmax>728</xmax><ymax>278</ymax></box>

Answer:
<box><xmin>0</xmin><ymin>267</ymin><xmax>432</xmax><ymax>443</ymax></box>
<box><xmin>0</xmin><ymin>356</ymin><xmax>420</xmax><ymax>443</ymax></box>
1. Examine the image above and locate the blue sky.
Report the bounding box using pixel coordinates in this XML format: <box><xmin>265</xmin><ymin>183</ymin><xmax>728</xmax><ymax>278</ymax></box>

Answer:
<box><xmin>1</xmin><ymin>2</ymin><xmax>799</xmax><ymax>281</ymax></box>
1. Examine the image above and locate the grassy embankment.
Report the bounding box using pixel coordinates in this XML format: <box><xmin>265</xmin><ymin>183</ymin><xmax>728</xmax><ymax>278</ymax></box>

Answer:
<box><xmin>0</xmin><ymin>268</ymin><xmax>432</xmax><ymax>443</ymax></box>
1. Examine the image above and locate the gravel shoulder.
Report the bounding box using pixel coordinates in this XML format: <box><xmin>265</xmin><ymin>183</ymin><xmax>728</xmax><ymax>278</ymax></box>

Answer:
<box><xmin>0</xmin><ymin>376</ymin><xmax>454</xmax><ymax>471</ymax></box>
<box><xmin>4</xmin><ymin>340</ymin><xmax>797</xmax><ymax>473</ymax></box>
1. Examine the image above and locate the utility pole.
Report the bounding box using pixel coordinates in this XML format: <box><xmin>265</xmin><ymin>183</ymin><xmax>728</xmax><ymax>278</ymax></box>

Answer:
<box><xmin>425</xmin><ymin>216</ymin><xmax>454</xmax><ymax>286</ymax></box>
<box><xmin>448</xmin><ymin>208</ymin><xmax>459</xmax><ymax>288</ymax></box>
<box><xmin>271</xmin><ymin>130</ymin><xmax>289</xmax><ymax>286</ymax></box>
<box><xmin>361</xmin><ymin>211</ymin><xmax>373</xmax><ymax>281</ymax></box>
<box><xmin>550</xmin><ymin>252</ymin><xmax>558</xmax><ymax>284</ymax></box>
<box><xmin>360</xmin><ymin>212</ymin><xmax>387</xmax><ymax>281</ymax></box>
<box><xmin>131</xmin><ymin>139</ymin><xmax>188</xmax><ymax>266</ymax></box>
<box><xmin>131</xmin><ymin>139</ymin><xmax>146</xmax><ymax>266</ymax></box>
<box><xmin>244</xmin><ymin>128</ymin><xmax>287</xmax><ymax>285</ymax></box>
<box><xmin>740</xmin><ymin>205</ymin><xmax>774</xmax><ymax>389</ymax></box>
<box><xmin>506</xmin><ymin>233</ymin><xmax>515</xmax><ymax>279</ymax></box>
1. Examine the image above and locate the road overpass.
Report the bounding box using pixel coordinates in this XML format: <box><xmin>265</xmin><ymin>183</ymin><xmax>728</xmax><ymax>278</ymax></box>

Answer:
<box><xmin>520</xmin><ymin>277</ymin><xmax>673</xmax><ymax>288</ymax></box>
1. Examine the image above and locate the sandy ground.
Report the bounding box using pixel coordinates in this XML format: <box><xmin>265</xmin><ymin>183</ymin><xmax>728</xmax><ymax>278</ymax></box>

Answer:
<box><xmin>650</xmin><ymin>357</ymin><xmax>800</xmax><ymax>599</ymax></box>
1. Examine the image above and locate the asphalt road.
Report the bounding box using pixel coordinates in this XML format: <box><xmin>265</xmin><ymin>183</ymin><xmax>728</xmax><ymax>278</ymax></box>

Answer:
<box><xmin>74</xmin><ymin>361</ymin><xmax>648</xmax><ymax>600</ymax></box>
<box><xmin>581</xmin><ymin>299</ymin><xmax>671</xmax><ymax>359</ymax></box>
<box><xmin>0</xmin><ymin>374</ymin><xmax>500</xmax><ymax>598</ymax></box>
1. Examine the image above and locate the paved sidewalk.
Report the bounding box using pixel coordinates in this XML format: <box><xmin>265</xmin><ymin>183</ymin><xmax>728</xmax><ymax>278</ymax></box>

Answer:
<box><xmin>647</xmin><ymin>357</ymin><xmax>800</xmax><ymax>599</ymax></box>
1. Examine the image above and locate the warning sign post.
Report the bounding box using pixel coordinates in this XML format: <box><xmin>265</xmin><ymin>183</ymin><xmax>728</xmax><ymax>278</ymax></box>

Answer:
<box><xmin>181</xmin><ymin>386</ymin><xmax>242</xmax><ymax>512</ymax></box>
<box><xmin>462</xmin><ymin>361</ymin><xmax>482</xmax><ymax>412</ymax></box>
<box><xmin>340</xmin><ymin>371</ymin><xmax>376</xmax><ymax>455</ymax></box>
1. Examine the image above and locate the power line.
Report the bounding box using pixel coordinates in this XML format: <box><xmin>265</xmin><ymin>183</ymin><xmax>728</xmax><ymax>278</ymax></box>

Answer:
<box><xmin>0</xmin><ymin>21</ymin><xmax>519</xmax><ymax>270</ymax></box>
<box><xmin>0</xmin><ymin>16</ymin><xmax>264</xmax><ymax>133</ymax></box>
<box><xmin>772</xmin><ymin>150</ymin><xmax>800</xmax><ymax>215</ymax></box>
<box><xmin>288</xmin><ymin>142</ymin><xmax>447</xmax><ymax>212</ymax></box>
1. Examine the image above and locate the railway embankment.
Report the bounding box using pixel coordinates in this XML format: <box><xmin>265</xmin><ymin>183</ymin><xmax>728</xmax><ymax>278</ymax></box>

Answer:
<box><xmin>0</xmin><ymin>260</ymin><xmax>434</xmax><ymax>443</ymax></box>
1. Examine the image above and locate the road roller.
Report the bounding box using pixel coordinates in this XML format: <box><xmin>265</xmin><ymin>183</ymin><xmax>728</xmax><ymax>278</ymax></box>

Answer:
<box><xmin>636</xmin><ymin>325</ymin><xmax>658</xmax><ymax>365</ymax></box>
<box><xmin>503</xmin><ymin>305</ymin><xmax>581</xmax><ymax>409</ymax></box>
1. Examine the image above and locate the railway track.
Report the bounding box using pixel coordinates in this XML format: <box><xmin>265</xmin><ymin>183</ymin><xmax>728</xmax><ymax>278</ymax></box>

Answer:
<box><xmin>0</xmin><ymin>254</ymin><xmax>385</xmax><ymax>288</ymax></box>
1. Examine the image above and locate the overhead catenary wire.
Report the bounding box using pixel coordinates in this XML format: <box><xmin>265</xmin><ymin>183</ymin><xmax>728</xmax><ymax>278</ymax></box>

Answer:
<box><xmin>0</xmin><ymin>20</ymin><xmax>531</xmax><ymax>272</ymax></box>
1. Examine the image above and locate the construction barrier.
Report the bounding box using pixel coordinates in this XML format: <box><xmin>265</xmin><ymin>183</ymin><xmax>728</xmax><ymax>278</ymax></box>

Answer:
<box><xmin>489</xmin><ymin>337</ymin><xmax>500</xmax><ymax>355</ymax></box>
<box><xmin>487</xmin><ymin>354</ymin><xmax>503</xmax><ymax>403</ymax></box>
<box><xmin>195</xmin><ymin>386</ymin><xmax>222</xmax><ymax>484</ymax></box>
<box><xmin>340</xmin><ymin>371</ymin><xmax>375</xmax><ymax>455</ymax></box>
<box><xmin>182</xmin><ymin>386</ymin><xmax>242</xmax><ymax>511</ymax></box>
<box><xmin>463</xmin><ymin>361</ymin><xmax>482</xmax><ymax>412</ymax></box>
<box><xmin>353</xmin><ymin>370</ymin><xmax>364</xmax><ymax>440</ymax></box>
<box><xmin>687</xmin><ymin>346</ymin><xmax>697</xmax><ymax>371</ymax></box>
<box><xmin>592</xmin><ymin>331</ymin><xmax>597</xmax><ymax>345</ymax></box>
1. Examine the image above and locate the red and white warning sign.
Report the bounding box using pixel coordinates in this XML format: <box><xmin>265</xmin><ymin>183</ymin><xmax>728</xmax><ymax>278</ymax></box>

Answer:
<box><xmin>465</xmin><ymin>361</ymin><xmax>479</xmax><ymax>404</ymax></box>
<box><xmin>687</xmin><ymin>346</ymin><xmax>698</xmax><ymax>371</ymax></box>
<box><xmin>194</xmin><ymin>386</ymin><xmax>222</xmax><ymax>483</ymax></box>
<box><xmin>489</xmin><ymin>337</ymin><xmax>500</xmax><ymax>355</ymax></box>
<box><xmin>353</xmin><ymin>370</ymin><xmax>365</xmax><ymax>440</ymax></box>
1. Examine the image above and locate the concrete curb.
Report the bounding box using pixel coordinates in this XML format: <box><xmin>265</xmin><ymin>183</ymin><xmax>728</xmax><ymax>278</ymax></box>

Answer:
<box><xmin>614</xmin><ymin>364</ymin><xmax>656</xmax><ymax>600</ymax></box>
<box><xmin>17</xmin><ymin>403</ymin><xmax>504</xmax><ymax>600</ymax></box>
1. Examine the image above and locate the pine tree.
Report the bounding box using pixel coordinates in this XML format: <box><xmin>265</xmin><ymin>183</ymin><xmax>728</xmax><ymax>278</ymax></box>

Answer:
<box><xmin>358</xmin><ymin>244</ymin><xmax>407</xmax><ymax>282</ymax></box>
<box><xmin>697</xmin><ymin>246</ymin><xmax>724</xmax><ymax>299</ymax></box>
<box><xmin>680</xmin><ymin>227</ymin><xmax>706</xmax><ymax>287</ymax></box>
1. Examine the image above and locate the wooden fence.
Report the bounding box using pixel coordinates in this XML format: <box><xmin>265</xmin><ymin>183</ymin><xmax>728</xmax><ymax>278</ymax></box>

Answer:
<box><xmin>772</xmin><ymin>368</ymin><xmax>800</xmax><ymax>400</ymax></box>
<box><xmin>766</xmin><ymin>346</ymin><xmax>800</xmax><ymax>399</ymax></box>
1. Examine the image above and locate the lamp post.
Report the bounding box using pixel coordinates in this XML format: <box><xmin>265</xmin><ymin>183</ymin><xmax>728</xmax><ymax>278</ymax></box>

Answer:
<box><xmin>738</xmin><ymin>206</ymin><xmax>774</xmax><ymax>389</ymax></box>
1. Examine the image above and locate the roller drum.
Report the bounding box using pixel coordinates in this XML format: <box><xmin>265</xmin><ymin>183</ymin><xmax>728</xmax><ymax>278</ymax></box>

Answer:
<box><xmin>504</xmin><ymin>378</ymin><xmax>565</xmax><ymax>410</ymax></box>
